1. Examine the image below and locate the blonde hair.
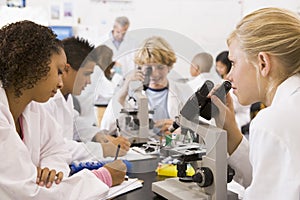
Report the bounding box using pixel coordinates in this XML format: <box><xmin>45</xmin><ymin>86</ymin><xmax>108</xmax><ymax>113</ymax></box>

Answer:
<box><xmin>134</xmin><ymin>36</ymin><xmax>176</xmax><ymax>68</ymax></box>
<box><xmin>227</xmin><ymin>7</ymin><xmax>300</xmax><ymax>87</ymax></box>
<box><xmin>192</xmin><ymin>52</ymin><xmax>213</xmax><ymax>73</ymax></box>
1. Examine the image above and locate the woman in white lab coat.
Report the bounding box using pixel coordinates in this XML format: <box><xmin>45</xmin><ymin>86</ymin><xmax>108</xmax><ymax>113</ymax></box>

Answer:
<box><xmin>100</xmin><ymin>36</ymin><xmax>192</xmax><ymax>135</ymax></box>
<box><xmin>0</xmin><ymin>20</ymin><xmax>126</xmax><ymax>199</ymax></box>
<box><xmin>211</xmin><ymin>8</ymin><xmax>300</xmax><ymax>199</ymax></box>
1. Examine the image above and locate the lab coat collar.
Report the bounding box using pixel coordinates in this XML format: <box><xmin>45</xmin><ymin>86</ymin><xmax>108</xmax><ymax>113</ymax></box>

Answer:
<box><xmin>109</xmin><ymin>30</ymin><xmax>128</xmax><ymax>43</ymax></box>
<box><xmin>21</xmin><ymin>102</ymin><xmax>41</xmax><ymax>165</ymax></box>
<box><xmin>52</xmin><ymin>89</ymin><xmax>64</xmax><ymax>101</ymax></box>
<box><xmin>52</xmin><ymin>89</ymin><xmax>74</xmax><ymax>116</ymax></box>
<box><xmin>0</xmin><ymin>87</ymin><xmax>16</xmax><ymax>128</ymax></box>
<box><xmin>52</xmin><ymin>89</ymin><xmax>73</xmax><ymax>107</ymax></box>
<box><xmin>0</xmin><ymin>86</ymin><xmax>40</xmax><ymax>114</ymax></box>
<box><xmin>168</xmin><ymin>80</ymin><xmax>177</xmax><ymax>98</ymax></box>
<box><xmin>1</xmin><ymin>87</ymin><xmax>43</xmax><ymax>135</ymax></box>
<box><xmin>271</xmin><ymin>73</ymin><xmax>300</xmax><ymax>106</ymax></box>
<box><xmin>0</xmin><ymin>87</ymin><xmax>40</xmax><ymax>162</ymax></box>
<box><xmin>167</xmin><ymin>80</ymin><xmax>184</xmax><ymax>119</ymax></box>
<box><xmin>0</xmin><ymin>86</ymin><xmax>9</xmax><ymax>108</ymax></box>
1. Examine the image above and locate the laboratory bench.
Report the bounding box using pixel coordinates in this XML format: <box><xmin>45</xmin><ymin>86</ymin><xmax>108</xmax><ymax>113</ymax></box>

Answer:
<box><xmin>114</xmin><ymin>171</ymin><xmax>239</xmax><ymax>200</ymax></box>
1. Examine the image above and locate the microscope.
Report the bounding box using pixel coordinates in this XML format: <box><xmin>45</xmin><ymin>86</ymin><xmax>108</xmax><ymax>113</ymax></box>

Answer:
<box><xmin>152</xmin><ymin>80</ymin><xmax>233</xmax><ymax>200</ymax></box>
<box><xmin>120</xmin><ymin>67</ymin><xmax>155</xmax><ymax>145</ymax></box>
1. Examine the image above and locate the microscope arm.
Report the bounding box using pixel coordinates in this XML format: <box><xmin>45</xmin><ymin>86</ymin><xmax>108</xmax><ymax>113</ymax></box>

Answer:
<box><xmin>128</xmin><ymin>80</ymin><xmax>149</xmax><ymax>138</ymax></box>
<box><xmin>179</xmin><ymin>115</ymin><xmax>227</xmax><ymax>199</ymax></box>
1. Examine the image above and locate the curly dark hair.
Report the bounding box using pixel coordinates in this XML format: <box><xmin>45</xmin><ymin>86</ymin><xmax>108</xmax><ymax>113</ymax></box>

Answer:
<box><xmin>0</xmin><ymin>20</ymin><xmax>63</xmax><ymax>97</ymax></box>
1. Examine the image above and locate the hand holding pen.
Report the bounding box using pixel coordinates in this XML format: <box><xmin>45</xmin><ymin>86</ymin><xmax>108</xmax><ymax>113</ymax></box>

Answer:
<box><xmin>102</xmin><ymin>142</ymin><xmax>127</xmax><ymax>157</ymax></box>
<box><xmin>103</xmin><ymin>159</ymin><xmax>127</xmax><ymax>186</ymax></box>
<box><xmin>106</xmin><ymin>135</ymin><xmax>131</xmax><ymax>151</ymax></box>
<box><xmin>103</xmin><ymin>145</ymin><xmax>127</xmax><ymax>186</ymax></box>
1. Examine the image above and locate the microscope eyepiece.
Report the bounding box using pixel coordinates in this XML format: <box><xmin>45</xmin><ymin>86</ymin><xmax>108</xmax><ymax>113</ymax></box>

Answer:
<box><xmin>200</xmin><ymin>80</ymin><xmax>232</xmax><ymax>120</ymax></box>
<box><xmin>180</xmin><ymin>80</ymin><xmax>214</xmax><ymax>121</ymax></box>
<box><xmin>143</xmin><ymin>66</ymin><xmax>152</xmax><ymax>90</ymax></box>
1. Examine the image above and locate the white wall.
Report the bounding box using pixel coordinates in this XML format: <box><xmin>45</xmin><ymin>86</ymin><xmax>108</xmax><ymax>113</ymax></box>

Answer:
<box><xmin>1</xmin><ymin>0</ymin><xmax>300</xmax><ymax>78</ymax></box>
<box><xmin>73</xmin><ymin>0</ymin><xmax>241</xmax><ymax>57</ymax></box>
<box><xmin>73</xmin><ymin>0</ymin><xmax>243</xmax><ymax>78</ymax></box>
<box><xmin>243</xmin><ymin>0</ymin><xmax>299</xmax><ymax>15</ymax></box>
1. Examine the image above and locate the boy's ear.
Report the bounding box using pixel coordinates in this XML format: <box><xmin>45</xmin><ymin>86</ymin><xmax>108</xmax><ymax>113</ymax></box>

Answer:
<box><xmin>64</xmin><ymin>63</ymin><xmax>71</xmax><ymax>72</ymax></box>
<box><xmin>257</xmin><ymin>52</ymin><xmax>271</xmax><ymax>77</ymax></box>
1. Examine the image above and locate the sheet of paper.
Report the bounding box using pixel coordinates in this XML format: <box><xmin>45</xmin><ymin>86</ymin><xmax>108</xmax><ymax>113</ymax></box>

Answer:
<box><xmin>105</xmin><ymin>178</ymin><xmax>143</xmax><ymax>199</ymax></box>
<box><xmin>103</xmin><ymin>148</ymin><xmax>156</xmax><ymax>161</ymax></box>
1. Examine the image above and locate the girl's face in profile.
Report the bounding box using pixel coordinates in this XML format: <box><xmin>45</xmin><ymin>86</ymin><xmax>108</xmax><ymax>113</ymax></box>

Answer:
<box><xmin>227</xmin><ymin>39</ymin><xmax>260</xmax><ymax>106</ymax></box>
<box><xmin>31</xmin><ymin>49</ymin><xmax>66</xmax><ymax>103</ymax></box>
<box><xmin>216</xmin><ymin>61</ymin><xmax>228</xmax><ymax>78</ymax></box>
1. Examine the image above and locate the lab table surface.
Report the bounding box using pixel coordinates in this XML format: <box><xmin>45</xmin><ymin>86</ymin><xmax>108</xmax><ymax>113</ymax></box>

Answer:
<box><xmin>113</xmin><ymin>171</ymin><xmax>239</xmax><ymax>200</ymax></box>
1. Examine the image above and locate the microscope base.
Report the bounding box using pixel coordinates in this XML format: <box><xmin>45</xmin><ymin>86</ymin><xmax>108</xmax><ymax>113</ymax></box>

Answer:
<box><xmin>152</xmin><ymin>178</ymin><xmax>239</xmax><ymax>200</ymax></box>
<box><xmin>152</xmin><ymin>178</ymin><xmax>210</xmax><ymax>200</ymax></box>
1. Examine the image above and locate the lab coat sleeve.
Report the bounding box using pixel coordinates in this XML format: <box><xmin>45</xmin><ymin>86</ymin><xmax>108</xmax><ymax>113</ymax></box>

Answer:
<box><xmin>242</xmin><ymin>122</ymin><xmax>300</xmax><ymax>199</ymax></box>
<box><xmin>100</xmin><ymin>97</ymin><xmax>121</xmax><ymax>132</ymax></box>
<box><xmin>73</xmin><ymin>113</ymin><xmax>101</xmax><ymax>142</ymax></box>
<box><xmin>94</xmin><ymin>68</ymin><xmax>115</xmax><ymax>105</ymax></box>
<box><xmin>227</xmin><ymin>136</ymin><xmax>252</xmax><ymax>188</ymax></box>
<box><xmin>0</xmin><ymin>111</ymin><xmax>109</xmax><ymax>200</ymax></box>
<box><xmin>166</xmin><ymin>81</ymin><xmax>193</xmax><ymax>119</ymax></box>
<box><xmin>64</xmin><ymin>138</ymin><xmax>104</xmax><ymax>162</ymax></box>
<box><xmin>38</xmin><ymin>108</ymin><xmax>72</xmax><ymax>177</ymax></box>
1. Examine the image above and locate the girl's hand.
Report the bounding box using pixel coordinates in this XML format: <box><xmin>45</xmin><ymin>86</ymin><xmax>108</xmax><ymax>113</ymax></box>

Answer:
<box><xmin>36</xmin><ymin>167</ymin><xmax>63</xmax><ymax>188</ymax></box>
<box><xmin>210</xmin><ymin>92</ymin><xmax>243</xmax><ymax>155</ymax></box>
<box><xmin>104</xmin><ymin>160</ymin><xmax>127</xmax><ymax>186</ymax></box>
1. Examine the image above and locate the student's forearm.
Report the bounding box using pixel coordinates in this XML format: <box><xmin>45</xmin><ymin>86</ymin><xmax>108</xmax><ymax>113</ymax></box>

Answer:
<box><xmin>227</xmin><ymin>126</ymin><xmax>243</xmax><ymax>155</ymax></box>
<box><xmin>118</xmin><ymin>88</ymin><xmax>128</xmax><ymax>106</ymax></box>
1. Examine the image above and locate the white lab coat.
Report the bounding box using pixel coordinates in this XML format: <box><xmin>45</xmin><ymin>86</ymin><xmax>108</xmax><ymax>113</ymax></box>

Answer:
<box><xmin>43</xmin><ymin>90</ymin><xmax>104</xmax><ymax>162</ymax></box>
<box><xmin>0</xmin><ymin>88</ymin><xmax>109</xmax><ymax>199</ymax></box>
<box><xmin>99</xmin><ymin>31</ymin><xmax>139</xmax><ymax>76</ymax></box>
<box><xmin>76</xmin><ymin>65</ymin><xmax>122</xmax><ymax>129</ymax></box>
<box><xmin>100</xmin><ymin>79</ymin><xmax>192</xmax><ymax>131</ymax></box>
<box><xmin>228</xmin><ymin>74</ymin><xmax>300</xmax><ymax>199</ymax></box>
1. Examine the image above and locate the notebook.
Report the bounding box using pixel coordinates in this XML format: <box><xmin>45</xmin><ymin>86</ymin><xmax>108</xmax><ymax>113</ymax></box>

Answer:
<box><xmin>105</xmin><ymin>178</ymin><xmax>143</xmax><ymax>199</ymax></box>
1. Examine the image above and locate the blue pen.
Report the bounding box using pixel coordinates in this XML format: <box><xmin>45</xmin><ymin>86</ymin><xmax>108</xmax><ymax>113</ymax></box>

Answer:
<box><xmin>114</xmin><ymin>144</ymin><xmax>121</xmax><ymax>160</ymax></box>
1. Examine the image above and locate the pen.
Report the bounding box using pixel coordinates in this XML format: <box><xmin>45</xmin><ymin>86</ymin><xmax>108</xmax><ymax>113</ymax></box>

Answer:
<box><xmin>114</xmin><ymin>144</ymin><xmax>121</xmax><ymax>160</ymax></box>
<box><xmin>124</xmin><ymin>175</ymin><xmax>129</xmax><ymax>181</ymax></box>
<box><xmin>116</xmin><ymin>119</ymin><xmax>121</xmax><ymax>137</ymax></box>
